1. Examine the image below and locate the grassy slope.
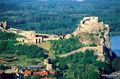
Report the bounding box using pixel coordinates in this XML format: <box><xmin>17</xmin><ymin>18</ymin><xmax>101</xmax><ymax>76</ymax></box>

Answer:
<box><xmin>0</xmin><ymin>54</ymin><xmax>44</xmax><ymax>66</ymax></box>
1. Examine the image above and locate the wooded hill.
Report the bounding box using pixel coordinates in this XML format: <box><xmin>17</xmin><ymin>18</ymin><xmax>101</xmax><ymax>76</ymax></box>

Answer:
<box><xmin>0</xmin><ymin>0</ymin><xmax>120</xmax><ymax>35</ymax></box>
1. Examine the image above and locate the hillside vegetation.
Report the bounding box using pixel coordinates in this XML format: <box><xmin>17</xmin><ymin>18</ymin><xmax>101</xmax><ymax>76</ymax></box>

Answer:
<box><xmin>50</xmin><ymin>37</ymin><xmax>84</xmax><ymax>55</ymax></box>
<box><xmin>0</xmin><ymin>32</ymin><xmax>46</xmax><ymax>66</ymax></box>
<box><xmin>50</xmin><ymin>50</ymin><xmax>113</xmax><ymax>79</ymax></box>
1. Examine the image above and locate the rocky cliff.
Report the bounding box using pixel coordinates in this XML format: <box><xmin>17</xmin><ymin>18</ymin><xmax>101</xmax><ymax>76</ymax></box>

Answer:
<box><xmin>64</xmin><ymin>16</ymin><xmax>111</xmax><ymax>61</ymax></box>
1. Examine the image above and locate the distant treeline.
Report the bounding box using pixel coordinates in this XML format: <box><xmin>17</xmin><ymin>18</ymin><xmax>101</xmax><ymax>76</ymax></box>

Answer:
<box><xmin>0</xmin><ymin>0</ymin><xmax>120</xmax><ymax>35</ymax></box>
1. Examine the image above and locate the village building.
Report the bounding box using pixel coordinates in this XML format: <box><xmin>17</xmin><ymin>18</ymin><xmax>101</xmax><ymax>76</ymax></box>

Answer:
<box><xmin>5</xmin><ymin>66</ymin><xmax>18</xmax><ymax>74</ymax></box>
<box><xmin>44</xmin><ymin>59</ymin><xmax>52</xmax><ymax>71</ymax></box>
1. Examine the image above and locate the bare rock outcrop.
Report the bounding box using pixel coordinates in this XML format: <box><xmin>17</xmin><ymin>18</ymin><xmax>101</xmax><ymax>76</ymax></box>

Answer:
<box><xmin>64</xmin><ymin>16</ymin><xmax>111</xmax><ymax>61</ymax></box>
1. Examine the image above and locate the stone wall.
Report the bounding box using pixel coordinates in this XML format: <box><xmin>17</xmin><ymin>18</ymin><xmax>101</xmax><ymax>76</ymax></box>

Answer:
<box><xmin>16</xmin><ymin>37</ymin><xmax>43</xmax><ymax>44</ymax></box>
<box><xmin>18</xmin><ymin>30</ymin><xmax>36</xmax><ymax>38</ymax></box>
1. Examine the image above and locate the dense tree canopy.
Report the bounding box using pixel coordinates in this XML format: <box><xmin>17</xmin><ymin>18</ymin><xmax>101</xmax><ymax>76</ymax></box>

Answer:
<box><xmin>50</xmin><ymin>50</ymin><xmax>113</xmax><ymax>79</ymax></box>
<box><xmin>112</xmin><ymin>57</ymin><xmax>120</xmax><ymax>71</ymax></box>
<box><xmin>0</xmin><ymin>41</ymin><xmax>45</xmax><ymax>58</ymax></box>
<box><xmin>0</xmin><ymin>0</ymin><xmax>120</xmax><ymax>35</ymax></box>
<box><xmin>0</xmin><ymin>32</ymin><xmax>17</xmax><ymax>40</ymax></box>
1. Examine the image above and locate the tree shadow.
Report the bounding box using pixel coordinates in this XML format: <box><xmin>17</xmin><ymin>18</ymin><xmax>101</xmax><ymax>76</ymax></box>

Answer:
<box><xmin>103</xmin><ymin>46</ymin><xmax>117</xmax><ymax>61</ymax></box>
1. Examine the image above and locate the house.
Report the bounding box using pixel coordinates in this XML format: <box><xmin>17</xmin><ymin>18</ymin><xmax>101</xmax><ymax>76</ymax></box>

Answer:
<box><xmin>44</xmin><ymin>59</ymin><xmax>52</xmax><ymax>70</ymax></box>
<box><xmin>49</xmin><ymin>70</ymin><xmax>55</xmax><ymax>75</ymax></box>
<box><xmin>33</xmin><ymin>70</ymin><xmax>48</xmax><ymax>76</ymax></box>
<box><xmin>24</xmin><ymin>69</ymin><xmax>31</xmax><ymax>76</ymax></box>
<box><xmin>0</xmin><ymin>59</ymin><xmax>6</xmax><ymax>63</ymax></box>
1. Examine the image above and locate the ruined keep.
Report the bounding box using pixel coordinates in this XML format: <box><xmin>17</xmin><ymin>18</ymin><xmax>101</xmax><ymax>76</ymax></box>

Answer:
<box><xmin>64</xmin><ymin>16</ymin><xmax>111</xmax><ymax>61</ymax></box>
<box><xmin>0</xmin><ymin>21</ymin><xmax>7</xmax><ymax>29</ymax></box>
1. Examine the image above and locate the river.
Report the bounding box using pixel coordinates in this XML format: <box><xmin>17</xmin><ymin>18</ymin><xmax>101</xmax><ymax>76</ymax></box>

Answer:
<box><xmin>110</xmin><ymin>35</ymin><xmax>120</xmax><ymax>56</ymax></box>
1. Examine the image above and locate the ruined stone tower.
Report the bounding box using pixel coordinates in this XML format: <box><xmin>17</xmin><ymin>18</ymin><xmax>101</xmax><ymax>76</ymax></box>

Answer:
<box><xmin>64</xmin><ymin>16</ymin><xmax>111</xmax><ymax>61</ymax></box>
<box><xmin>0</xmin><ymin>21</ymin><xmax>7</xmax><ymax>29</ymax></box>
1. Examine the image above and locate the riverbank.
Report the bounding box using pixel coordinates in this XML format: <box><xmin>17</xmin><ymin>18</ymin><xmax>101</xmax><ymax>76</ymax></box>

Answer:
<box><xmin>110</xmin><ymin>32</ymin><xmax>120</xmax><ymax>36</ymax></box>
<box><xmin>110</xmin><ymin>35</ymin><xmax>120</xmax><ymax>56</ymax></box>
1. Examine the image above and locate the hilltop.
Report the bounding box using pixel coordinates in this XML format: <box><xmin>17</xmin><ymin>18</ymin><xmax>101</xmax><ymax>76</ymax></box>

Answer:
<box><xmin>0</xmin><ymin>16</ymin><xmax>118</xmax><ymax>79</ymax></box>
<box><xmin>48</xmin><ymin>16</ymin><xmax>113</xmax><ymax>61</ymax></box>
<box><xmin>0</xmin><ymin>16</ymin><xmax>113</xmax><ymax>61</ymax></box>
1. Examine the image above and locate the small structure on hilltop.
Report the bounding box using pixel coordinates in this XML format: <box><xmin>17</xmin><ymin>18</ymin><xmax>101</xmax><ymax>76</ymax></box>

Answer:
<box><xmin>0</xmin><ymin>21</ymin><xmax>7</xmax><ymax>29</ymax></box>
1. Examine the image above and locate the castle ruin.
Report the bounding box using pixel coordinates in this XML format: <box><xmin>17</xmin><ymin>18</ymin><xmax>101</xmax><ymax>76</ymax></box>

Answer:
<box><xmin>0</xmin><ymin>16</ymin><xmax>111</xmax><ymax>61</ymax></box>
<box><xmin>0</xmin><ymin>21</ymin><xmax>7</xmax><ymax>29</ymax></box>
<box><xmin>63</xmin><ymin>16</ymin><xmax>111</xmax><ymax>61</ymax></box>
<box><xmin>7</xmin><ymin>28</ymin><xmax>60</xmax><ymax>44</ymax></box>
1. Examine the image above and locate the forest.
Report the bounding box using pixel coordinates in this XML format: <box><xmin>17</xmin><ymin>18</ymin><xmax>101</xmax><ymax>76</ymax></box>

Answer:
<box><xmin>49</xmin><ymin>50</ymin><xmax>118</xmax><ymax>79</ymax></box>
<box><xmin>0</xmin><ymin>0</ymin><xmax>120</xmax><ymax>35</ymax></box>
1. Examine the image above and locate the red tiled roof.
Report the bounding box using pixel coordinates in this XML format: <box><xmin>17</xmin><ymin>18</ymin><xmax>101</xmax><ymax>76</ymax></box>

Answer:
<box><xmin>33</xmin><ymin>71</ymin><xmax>48</xmax><ymax>76</ymax></box>
<box><xmin>49</xmin><ymin>70</ymin><xmax>55</xmax><ymax>75</ymax></box>
<box><xmin>0</xmin><ymin>59</ymin><xmax>6</xmax><ymax>63</ymax></box>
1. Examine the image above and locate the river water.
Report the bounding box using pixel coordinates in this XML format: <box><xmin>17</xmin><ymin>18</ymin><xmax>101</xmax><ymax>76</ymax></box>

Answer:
<box><xmin>110</xmin><ymin>35</ymin><xmax>120</xmax><ymax>56</ymax></box>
